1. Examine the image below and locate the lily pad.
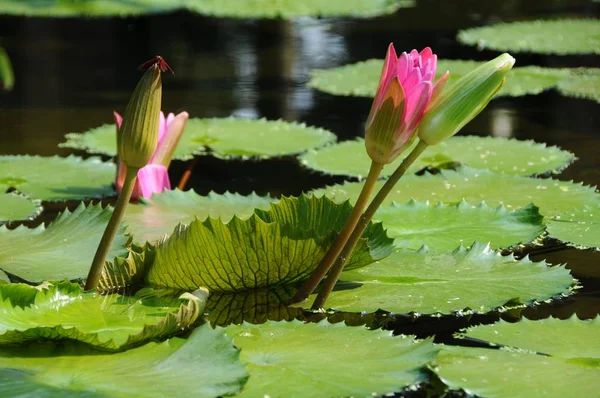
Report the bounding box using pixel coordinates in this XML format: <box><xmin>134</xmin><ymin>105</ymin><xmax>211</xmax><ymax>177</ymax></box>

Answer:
<box><xmin>374</xmin><ymin>201</ymin><xmax>545</xmax><ymax>251</ymax></box>
<box><xmin>435</xmin><ymin>317</ymin><xmax>600</xmax><ymax>398</ymax></box>
<box><xmin>0</xmin><ymin>281</ymin><xmax>207</xmax><ymax>351</ymax></box>
<box><xmin>0</xmin><ymin>0</ymin><xmax>182</xmax><ymax>17</ymax></box>
<box><xmin>0</xmin><ymin>323</ymin><xmax>247</xmax><ymax>397</ymax></box>
<box><xmin>225</xmin><ymin>320</ymin><xmax>437</xmax><ymax>397</ymax></box>
<box><xmin>314</xmin><ymin>167</ymin><xmax>600</xmax><ymax>218</ymax></box>
<box><xmin>300</xmin><ymin>136</ymin><xmax>574</xmax><ymax>178</ymax></box>
<box><xmin>186</xmin><ymin>0</ymin><xmax>414</xmax><ymax>18</ymax></box>
<box><xmin>308</xmin><ymin>59</ymin><xmax>569</xmax><ymax>98</ymax></box>
<box><xmin>146</xmin><ymin>195</ymin><xmax>394</xmax><ymax>292</ymax></box>
<box><xmin>547</xmin><ymin>205</ymin><xmax>600</xmax><ymax>250</ymax></box>
<box><xmin>0</xmin><ymin>193</ymin><xmax>42</xmax><ymax>224</ymax></box>
<box><xmin>0</xmin><ymin>47</ymin><xmax>14</xmax><ymax>91</ymax></box>
<box><xmin>0</xmin><ymin>203</ymin><xmax>129</xmax><ymax>283</ymax></box>
<box><xmin>304</xmin><ymin>242</ymin><xmax>575</xmax><ymax>314</ymax></box>
<box><xmin>0</xmin><ymin>155</ymin><xmax>115</xmax><ymax>201</ymax></box>
<box><xmin>457</xmin><ymin>19</ymin><xmax>600</xmax><ymax>55</ymax></box>
<box><xmin>125</xmin><ymin>190</ymin><xmax>278</xmax><ymax>243</ymax></box>
<box><xmin>556</xmin><ymin>68</ymin><xmax>600</xmax><ymax>103</ymax></box>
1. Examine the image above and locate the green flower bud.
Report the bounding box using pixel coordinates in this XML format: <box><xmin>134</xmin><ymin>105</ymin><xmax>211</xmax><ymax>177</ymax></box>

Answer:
<box><xmin>117</xmin><ymin>60</ymin><xmax>163</xmax><ymax>169</ymax></box>
<box><xmin>417</xmin><ymin>53</ymin><xmax>515</xmax><ymax>146</ymax></box>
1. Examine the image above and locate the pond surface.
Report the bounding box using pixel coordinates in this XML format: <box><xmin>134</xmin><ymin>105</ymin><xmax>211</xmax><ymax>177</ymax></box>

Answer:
<box><xmin>0</xmin><ymin>0</ymin><xmax>598</xmax><ymax>332</ymax></box>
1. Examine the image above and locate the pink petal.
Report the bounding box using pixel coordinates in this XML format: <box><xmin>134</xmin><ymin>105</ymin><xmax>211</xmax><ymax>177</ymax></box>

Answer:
<box><xmin>134</xmin><ymin>164</ymin><xmax>171</xmax><ymax>199</ymax></box>
<box><xmin>404</xmin><ymin>81</ymin><xmax>433</xmax><ymax>131</ymax></box>
<box><xmin>430</xmin><ymin>71</ymin><xmax>450</xmax><ymax>104</ymax></box>
<box><xmin>401</xmin><ymin>68</ymin><xmax>422</xmax><ymax>92</ymax></box>
<box><xmin>157</xmin><ymin>111</ymin><xmax>167</xmax><ymax>144</ymax></box>
<box><xmin>397</xmin><ymin>52</ymin><xmax>410</xmax><ymax>81</ymax></box>
<box><xmin>152</xmin><ymin>111</ymin><xmax>189</xmax><ymax>167</ymax></box>
<box><xmin>419</xmin><ymin>47</ymin><xmax>433</xmax><ymax>65</ymax></box>
<box><xmin>367</xmin><ymin>44</ymin><xmax>399</xmax><ymax>126</ymax></box>
<box><xmin>113</xmin><ymin>111</ymin><xmax>123</xmax><ymax>129</ymax></box>
<box><xmin>421</xmin><ymin>55</ymin><xmax>437</xmax><ymax>81</ymax></box>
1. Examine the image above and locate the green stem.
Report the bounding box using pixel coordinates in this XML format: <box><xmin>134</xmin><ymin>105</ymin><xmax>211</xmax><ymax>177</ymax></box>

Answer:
<box><xmin>291</xmin><ymin>161</ymin><xmax>384</xmax><ymax>304</ymax></box>
<box><xmin>311</xmin><ymin>140</ymin><xmax>429</xmax><ymax>310</ymax></box>
<box><xmin>85</xmin><ymin>167</ymin><xmax>138</xmax><ymax>291</ymax></box>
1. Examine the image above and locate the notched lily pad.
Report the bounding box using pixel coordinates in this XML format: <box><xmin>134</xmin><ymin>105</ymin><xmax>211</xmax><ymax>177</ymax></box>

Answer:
<box><xmin>0</xmin><ymin>0</ymin><xmax>182</xmax><ymax>17</ymax></box>
<box><xmin>0</xmin><ymin>193</ymin><xmax>42</xmax><ymax>224</ymax></box>
<box><xmin>0</xmin><ymin>155</ymin><xmax>115</xmax><ymax>201</ymax></box>
<box><xmin>457</xmin><ymin>19</ymin><xmax>600</xmax><ymax>55</ymax></box>
<box><xmin>0</xmin><ymin>202</ymin><xmax>129</xmax><ymax>283</ymax></box>
<box><xmin>557</xmin><ymin>68</ymin><xmax>600</xmax><ymax>103</ymax></box>
<box><xmin>547</xmin><ymin>205</ymin><xmax>600</xmax><ymax>251</ymax></box>
<box><xmin>225</xmin><ymin>320</ymin><xmax>437</xmax><ymax>397</ymax></box>
<box><xmin>301</xmin><ymin>242</ymin><xmax>575</xmax><ymax>315</ymax></box>
<box><xmin>374</xmin><ymin>201</ymin><xmax>545</xmax><ymax>251</ymax></box>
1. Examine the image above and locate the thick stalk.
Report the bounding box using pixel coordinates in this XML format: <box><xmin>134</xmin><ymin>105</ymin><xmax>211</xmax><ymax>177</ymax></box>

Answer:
<box><xmin>291</xmin><ymin>161</ymin><xmax>384</xmax><ymax>303</ymax></box>
<box><xmin>311</xmin><ymin>140</ymin><xmax>429</xmax><ymax>309</ymax></box>
<box><xmin>85</xmin><ymin>167</ymin><xmax>138</xmax><ymax>291</ymax></box>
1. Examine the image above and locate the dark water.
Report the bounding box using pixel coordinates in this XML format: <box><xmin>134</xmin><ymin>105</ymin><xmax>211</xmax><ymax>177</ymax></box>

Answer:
<box><xmin>0</xmin><ymin>0</ymin><xmax>598</xmax><ymax>349</ymax></box>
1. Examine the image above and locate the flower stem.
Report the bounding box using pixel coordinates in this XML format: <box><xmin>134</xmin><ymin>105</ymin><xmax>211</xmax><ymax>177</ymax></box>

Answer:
<box><xmin>311</xmin><ymin>140</ymin><xmax>429</xmax><ymax>309</ymax></box>
<box><xmin>85</xmin><ymin>167</ymin><xmax>138</xmax><ymax>291</ymax></box>
<box><xmin>291</xmin><ymin>161</ymin><xmax>384</xmax><ymax>304</ymax></box>
<box><xmin>177</xmin><ymin>157</ymin><xmax>198</xmax><ymax>190</ymax></box>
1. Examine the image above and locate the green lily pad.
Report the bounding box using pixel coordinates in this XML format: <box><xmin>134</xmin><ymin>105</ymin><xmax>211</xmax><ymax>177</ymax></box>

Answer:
<box><xmin>0</xmin><ymin>203</ymin><xmax>129</xmax><ymax>283</ymax></box>
<box><xmin>0</xmin><ymin>193</ymin><xmax>42</xmax><ymax>224</ymax></box>
<box><xmin>435</xmin><ymin>317</ymin><xmax>600</xmax><ymax>398</ymax></box>
<box><xmin>146</xmin><ymin>195</ymin><xmax>394</xmax><ymax>292</ymax></box>
<box><xmin>125</xmin><ymin>190</ymin><xmax>278</xmax><ymax>243</ymax></box>
<box><xmin>457</xmin><ymin>19</ymin><xmax>600</xmax><ymax>55</ymax></box>
<box><xmin>186</xmin><ymin>0</ymin><xmax>414</xmax><ymax>18</ymax></box>
<box><xmin>304</xmin><ymin>242</ymin><xmax>575</xmax><ymax>314</ymax></box>
<box><xmin>556</xmin><ymin>68</ymin><xmax>600</xmax><ymax>103</ymax></box>
<box><xmin>547</xmin><ymin>205</ymin><xmax>600</xmax><ymax>250</ymax></box>
<box><xmin>301</xmin><ymin>136</ymin><xmax>574</xmax><ymax>178</ymax></box>
<box><xmin>225</xmin><ymin>320</ymin><xmax>437</xmax><ymax>397</ymax></box>
<box><xmin>0</xmin><ymin>281</ymin><xmax>207</xmax><ymax>351</ymax></box>
<box><xmin>0</xmin><ymin>47</ymin><xmax>14</xmax><ymax>91</ymax></box>
<box><xmin>0</xmin><ymin>0</ymin><xmax>182</xmax><ymax>17</ymax></box>
<box><xmin>314</xmin><ymin>167</ymin><xmax>600</xmax><ymax>218</ymax></box>
<box><xmin>308</xmin><ymin>59</ymin><xmax>569</xmax><ymax>98</ymax></box>
<box><xmin>0</xmin><ymin>155</ymin><xmax>115</xmax><ymax>201</ymax></box>
<box><xmin>0</xmin><ymin>323</ymin><xmax>247</xmax><ymax>397</ymax></box>
<box><xmin>374</xmin><ymin>201</ymin><xmax>545</xmax><ymax>251</ymax></box>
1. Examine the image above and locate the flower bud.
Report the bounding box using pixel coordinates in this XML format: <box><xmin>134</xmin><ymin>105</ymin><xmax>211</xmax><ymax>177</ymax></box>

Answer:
<box><xmin>417</xmin><ymin>53</ymin><xmax>515</xmax><ymax>146</ymax></box>
<box><xmin>117</xmin><ymin>59</ymin><xmax>163</xmax><ymax>169</ymax></box>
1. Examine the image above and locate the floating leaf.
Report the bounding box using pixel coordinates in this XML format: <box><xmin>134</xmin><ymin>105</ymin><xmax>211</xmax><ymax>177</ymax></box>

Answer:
<box><xmin>302</xmin><ymin>243</ymin><xmax>575</xmax><ymax>314</ymax></box>
<box><xmin>0</xmin><ymin>323</ymin><xmax>247</xmax><ymax>397</ymax></box>
<box><xmin>547</xmin><ymin>205</ymin><xmax>600</xmax><ymax>250</ymax></box>
<box><xmin>146</xmin><ymin>195</ymin><xmax>394</xmax><ymax>292</ymax></box>
<box><xmin>0</xmin><ymin>155</ymin><xmax>115</xmax><ymax>201</ymax></box>
<box><xmin>186</xmin><ymin>0</ymin><xmax>414</xmax><ymax>18</ymax></box>
<box><xmin>225</xmin><ymin>321</ymin><xmax>437</xmax><ymax>397</ymax></box>
<box><xmin>125</xmin><ymin>190</ymin><xmax>278</xmax><ymax>243</ymax></box>
<box><xmin>0</xmin><ymin>47</ymin><xmax>14</xmax><ymax>91</ymax></box>
<box><xmin>436</xmin><ymin>317</ymin><xmax>600</xmax><ymax>398</ymax></box>
<box><xmin>0</xmin><ymin>193</ymin><xmax>42</xmax><ymax>224</ymax></box>
<box><xmin>0</xmin><ymin>203</ymin><xmax>129</xmax><ymax>283</ymax></box>
<box><xmin>301</xmin><ymin>136</ymin><xmax>574</xmax><ymax>178</ymax></box>
<box><xmin>314</xmin><ymin>167</ymin><xmax>600</xmax><ymax>218</ymax></box>
<box><xmin>0</xmin><ymin>0</ymin><xmax>182</xmax><ymax>17</ymax></box>
<box><xmin>457</xmin><ymin>19</ymin><xmax>600</xmax><ymax>55</ymax></box>
<box><xmin>374</xmin><ymin>201</ymin><xmax>545</xmax><ymax>251</ymax></box>
<box><xmin>556</xmin><ymin>68</ymin><xmax>600</xmax><ymax>103</ymax></box>
<box><xmin>308</xmin><ymin>59</ymin><xmax>569</xmax><ymax>98</ymax></box>
<box><xmin>0</xmin><ymin>281</ymin><xmax>207</xmax><ymax>351</ymax></box>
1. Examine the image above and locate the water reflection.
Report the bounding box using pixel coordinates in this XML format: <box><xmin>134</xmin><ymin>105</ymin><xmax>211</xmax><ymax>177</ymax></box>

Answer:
<box><xmin>490</xmin><ymin>108</ymin><xmax>515</xmax><ymax>138</ymax></box>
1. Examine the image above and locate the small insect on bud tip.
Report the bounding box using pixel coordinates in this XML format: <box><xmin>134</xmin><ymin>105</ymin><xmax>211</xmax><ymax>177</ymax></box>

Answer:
<box><xmin>138</xmin><ymin>56</ymin><xmax>174</xmax><ymax>74</ymax></box>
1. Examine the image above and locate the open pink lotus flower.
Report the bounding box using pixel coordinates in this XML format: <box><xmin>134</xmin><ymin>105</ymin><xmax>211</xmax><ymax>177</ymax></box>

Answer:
<box><xmin>365</xmin><ymin>44</ymin><xmax>449</xmax><ymax>164</ymax></box>
<box><xmin>115</xmin><ymin>111</ymin><xmax>189</xmax><ymax>199</ymax></box>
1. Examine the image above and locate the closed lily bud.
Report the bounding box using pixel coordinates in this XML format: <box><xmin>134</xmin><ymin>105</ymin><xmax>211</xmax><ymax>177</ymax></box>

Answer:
<box><xmin>117</xmin><ymin>56</ymin><xmax>169</xmax><ymax>169</ymax></box>
<box><xmin>418</xmin><ymin>53</ymin><xmax>515</xmax><ymax>146</ymax></box>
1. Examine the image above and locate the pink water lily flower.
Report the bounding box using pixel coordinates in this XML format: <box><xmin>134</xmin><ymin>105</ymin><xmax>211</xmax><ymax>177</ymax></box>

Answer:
<box><xmin>365</xmin><ymin>44</ymin><xmax>449</xmax><ymax>164</ymax></box>
<box><xmin>115</xmin><ymin>110</ymin><xmax>189</xmax><ymax>199</ymax></box>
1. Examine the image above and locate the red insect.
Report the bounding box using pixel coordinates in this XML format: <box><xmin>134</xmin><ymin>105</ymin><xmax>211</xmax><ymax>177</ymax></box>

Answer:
<box><xmin>138</xmin><ymin>56</ymin><xmax>174</xmax><ymax>74</ymax></box>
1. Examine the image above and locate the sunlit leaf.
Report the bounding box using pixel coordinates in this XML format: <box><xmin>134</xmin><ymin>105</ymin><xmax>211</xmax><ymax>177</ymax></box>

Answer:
<box><xmin>0</xmin><ymin>155</ymin><xmax>115</xmax><ymax>201</ymax></box>
<box><xmin>301</xmin><ymin>136</ymin><xmax>574</xmax><ymax>177</ymax></box>
<box><xmin>0</xmin><ymin>0</ymin><xmax>183</xmax><ymax>17</ymax></box>
<box><xmin>547</xmin><ymin>205</ymin><xmax>600</xmax><ymax>251</ymax></box>
<box><xmin>457</xmin><ymin>19</ymin><xmax>600</xmax><ymax>55</ymax></box>
<box><xmin>302</xmin><ymin>243</ymin><xmax>575</xmax><ymax>314</ymax></box>
<box><xmin>436</xmin><ymin>316</ymin><xmax>600</xmax><ymax>398</ymax></box>
<box><xmin>146</xmin><ymin>195</ymin><xmax>394</xmax><ymax>292</ymax></box>
<box><xmin>185</xmin><ymin>0</ymin><xmax>414</xmax><ymax>18</ymax></box>
<box><xmin>0</xmin><ymin>323</ymin><xmax>247</xmax><ymax>397</ymax></box>
<box><xmin>0</xmin><ymin>203</ymin><xmax>128</xmax><ymax>283</ymax></box>
<box><xmin>374</xmin><ymin>201</ymin><xmax>544</xmax><ymax>251</ymax></box>
<box><xmin>0</xmin><ymin>281</ymin><xmax>207</xmax><ymax>351</ymax></box>
<box><xmin>125</xmin><ymin>190</ymin><xmax>278</xmax><ymax>243</ymax></box>
<box><xmin>225</xmin><ymin>320</ymin><xmax>437</xmax><ymax>397</ymax></box>
<box><xmin>314</xmin><ymin>167</ymin><xmax>600</xmax><ymax>218</ymax></box>
<box><xmin>0</xmin><ymin>47</ymin><xmax>14</xmax><ymax>91</ymax></box>
<box><xmin>0</xmin><ymin>193</ymin><xmax>42</xmax><ymax>224</ymax></box>
<box><xmin>556</xmin><ymin>68</ymin><xmax>600</xmax><ymax>103</ymax></box>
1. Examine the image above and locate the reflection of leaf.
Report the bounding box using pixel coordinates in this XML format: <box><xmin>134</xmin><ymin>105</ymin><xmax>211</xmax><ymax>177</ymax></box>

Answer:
<box><xmin>0</xmin><ymin>192</ymin><xmax>42</xmax><ymax>224</ymax></box>
<box><xmin>0</xmin><ymin>47</ymin><xmax>14</xmax><ymax>91</ymax></box>
<box><xmin>0</xmin><ymin>281</ymin><xmax>207</xmax><ymax>351</ymax></box>
<box><xmin>225</xmin><ymin>320</ymin><xmax>437</xmax><ymax>397</ymax></box>
<box><xmin>0</xmin><ymin>324</ymin><xmax>247</xmax><ymax>397</ymax></box>
<box><xmin>146</xmin><ymin>195</ymin><xmax>394</xmax><ymax>292</ymax></box>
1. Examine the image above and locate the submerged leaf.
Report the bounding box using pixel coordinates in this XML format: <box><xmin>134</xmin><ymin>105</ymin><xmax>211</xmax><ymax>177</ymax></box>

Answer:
<box><xmin>225</xmin><ymin>320</ymin><xmax>437</xmax><ymax>397</ymax></box>
<box><xmin>0</xmin><ymin>193</ymin><xmax>42</xmax><ymax>224</ymax></box>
